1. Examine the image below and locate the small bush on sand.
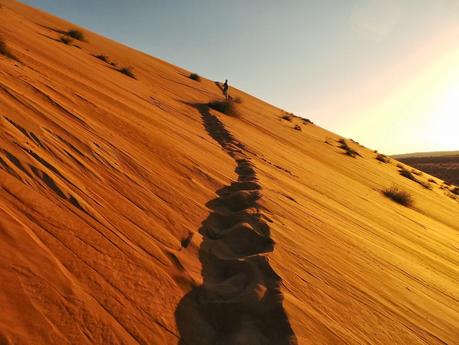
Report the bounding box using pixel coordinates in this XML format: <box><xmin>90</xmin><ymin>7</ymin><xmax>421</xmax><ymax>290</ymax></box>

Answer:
<box><xmin>338</xmin><ymin>139</ymin><xmax>361</xmax><ymax>158</ymax></box>
<box><xmin>189</xmin><ymin>73</ymin><xmax>201</xmax><ymax>81</ymax></box>
<box><xmin>452</xmin><ymin>187</ymin><xmax>459</xmax><ymax>195</ymax></box>
<box><xmin>281</xmin><ymin>113</ymin><xmax>293</xmax><ymax>121</ymax></box>
<box><xmin>95</xmin><ymin>54</ymin><xmax>109</xmax><ymax>63</ymax></box>
<box><xmin>208</xmin><ymin>99</ymin><xmax>238</xmax><ymax>116</ymax></box>
<box><xmin>418</xmin><ymin>180</ymin><xmax>433</xmax><ymax>190</ymax></box>
<box><xmin>67</xmin><ymin>29</ymin><xmax>85</xmax><ymax>41</ymax></box>
<box><xmin>0</xmin><ymin>39</ymin><xmax>18</xmax><ymax>61</ymax></box>
<box><xmin>399</xmin><ymin>168</ymin><xmax>432</xmax><ymax>189</ymax></box>
<box><xmin>59</xmin><ymin>35</ymin><xmax>73</xmax><ymax>45</ymax></box>
<box><xmin>376</xmin><ymin>153</ymin><xmax>390</xmax><ymax>163</ymax></box>
<box><xmin>399</xmin><ymin>168</ymin><xmax>416</xmax><ymax>181</ymax></box>
<box><xmin>302</xmin><ymin>118</ymin><xmax>313</xmax><ymax>125</ymax></box>
<box><xmin>119</xmin><ymin>67</ymin><xmax>136</xmax><ymax>79</ymax></box>
<box><xmin>383</xmin><ymin>186</ymin><xmax>413</xmax><ymax>207</ymax></box>
<box><xmin>293</xmin><ymin>124</ymin><xmax>301</xmax><ymax>131</ymax></box>
<box><xmin>428</xmin><ymin>178</ymin><xmax>437</xmax><ymax>184</ymax></box>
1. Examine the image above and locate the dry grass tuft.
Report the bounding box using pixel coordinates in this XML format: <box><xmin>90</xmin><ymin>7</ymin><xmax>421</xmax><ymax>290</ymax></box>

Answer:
<box><xmin>119</xmin><ymin>67</ymin><xmax>136</xmax><ymax>79</ymax></box>
<box><xmin>208</xmin><ymin>100</ymin><xmax>238</xmax><ymax>116</ymax></box>
<box><xmin>338</xmin><ymin>139</ymin><xmax>361</xmax><ymax>158</ymax></box>
<box><xmin>376</xmin><ymin>153</ymin><xmax>390</xmax><ymax>163</ymax></box>
<box><xmin>383</xmin><ymin>186</ymin><xmax>413</xmax><ymax>207</ymax></box>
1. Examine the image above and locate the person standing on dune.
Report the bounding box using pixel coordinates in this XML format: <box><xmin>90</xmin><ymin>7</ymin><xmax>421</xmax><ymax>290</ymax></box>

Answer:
<box><xmin>223</xmin><ymin>79</ymin><xmax>229</xmax><ymax>100</ymax></box>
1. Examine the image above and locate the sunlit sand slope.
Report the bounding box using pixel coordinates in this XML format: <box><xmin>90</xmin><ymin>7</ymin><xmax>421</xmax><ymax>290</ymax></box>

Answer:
<box><xmin>0</xmin><ymin>1</ymin><xmax>458</xmax><ymax>344</ymax></box>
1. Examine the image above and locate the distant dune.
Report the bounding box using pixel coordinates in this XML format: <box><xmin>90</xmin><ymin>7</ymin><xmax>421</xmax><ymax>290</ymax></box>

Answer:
<box><xmin>1</xmin><ymin>1</ymin><xmax>458</xmax><ymax>344</ymax></box>
<box><xmin>393</xmin><ymin>152</ymin><xmax>459</xmax><ymax>186</ymax></box>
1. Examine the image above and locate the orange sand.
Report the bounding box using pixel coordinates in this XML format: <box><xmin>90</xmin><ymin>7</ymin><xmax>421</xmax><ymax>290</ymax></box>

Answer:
<box><xmin>0</xmin><ymin>1</ymin><xmax>458</xmax><ymax>344</ymax></box>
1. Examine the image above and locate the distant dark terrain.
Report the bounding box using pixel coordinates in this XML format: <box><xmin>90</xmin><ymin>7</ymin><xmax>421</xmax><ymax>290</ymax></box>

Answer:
<box><xmin>393</xmin><ymin>151</ymin><xmax>459</xmax><ymax>186</ymax></box>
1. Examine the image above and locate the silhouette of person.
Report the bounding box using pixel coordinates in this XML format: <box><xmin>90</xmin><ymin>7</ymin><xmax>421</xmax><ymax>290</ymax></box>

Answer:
<box><xmin>223</xmin><ymin>79</ymin><xmax>229</xmax><ymax>100</ymax></box>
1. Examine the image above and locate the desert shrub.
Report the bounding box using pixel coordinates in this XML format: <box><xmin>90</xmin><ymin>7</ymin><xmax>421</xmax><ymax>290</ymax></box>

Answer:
<box><xmin>59</xmin><ymin>36</ymin><xmax>73</xmax><ymax>45</ymax></box>
<box><xmin>428</xmin><ymin>178</ymin><xmax>437</xmax><ymax>184</ymax></box>
<box><xmin>383</xmin><ymin>186</ymin><xmax>413</xmax><ymax>207</ymax></box>
<box><xmin>208</xmin><ymin>100</ymin><xmax>237</xmax><ymax>116</ymax></box>
<box><xmin>119</xmin><ymin>67</ymin><xmax>136</xmax><ymax>79</ymax></box>
<box><xmin>95</xmin><ymin>54</ymin><xmax>109</xmax><ymax>63</ymax></box>
<box><xmin>67</xmin><ymin>29</ymin><xmax>85</xmax><ymax>41</ymax></box>
<box><xmin>399</xmin><ymin>168</ymin><xmax>416</xmax><ymax>181</ymax></box>
<box><xmin>281</xmin><ymin>113</ymin><xmax>293</xmax><ymax>121</ymax></box>
<box><xmin>293</xmin><ymin>124</ymin><xmax>301</xmax><ymax>131</ymax></box>
<box><xmin>189</xmin><ymin>73</ymin><xmax>201</xmax><ymax>81</ymax></box>
<box><xmin>452</xmin><ymin>187</ymin><xmax>459</xmax><ymax>195</ymax></box>
<box><xmin>399</xmin><ymin>168</ymin><xmax>432</xmax><ymax>189</ymax></box>
<box><xmin>374</xmin><ymin>150</ymin><xmax>378</xmax><ymax>153</ymax></box>
<box><xmin>0</xmin><ymin>39</ymin><xmax>18</xmax><ymax>61</ymax></box>
<box><xmin>418</xmin><ymin>180</ymin><xmax>433</xmax><ymax>190</ymax></box>
<box><xmin>444</xmin><ymin>182</ymin><xmax>451</xmax><ymax>186</ymax></box>
<box><xmin>376</xmin><ymin>153</ymin><xmax>390</xmax><ymax>163</ymax></box>
<box><xmin>302</xmin><ymin>118</ymin><xmax>313</xmax><ymax>125</ymax></box>
<box><xmin>338</xmin><ymin>139</ymin><xmax>361</xmax><ymax>158</ymax></box>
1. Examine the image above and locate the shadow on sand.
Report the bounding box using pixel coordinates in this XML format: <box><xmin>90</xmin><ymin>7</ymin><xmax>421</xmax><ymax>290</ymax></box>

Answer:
<box><xmin>175</xmin><ymin>104</ymin><xmax>297</xmax><ymax>345</ymax></box>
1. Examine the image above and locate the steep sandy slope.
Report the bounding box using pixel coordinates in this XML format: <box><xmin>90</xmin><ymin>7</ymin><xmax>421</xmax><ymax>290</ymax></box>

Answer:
<box><xmin>0</xmin><ymin>1</ymin><xmax>458</xmax><ymax>344</ymax></box>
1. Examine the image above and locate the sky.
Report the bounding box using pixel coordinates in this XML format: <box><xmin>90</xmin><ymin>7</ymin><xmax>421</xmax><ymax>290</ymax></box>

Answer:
<box><xmin>21</xmin><ymin>0</ymin><xmax>459</xmax><ymax>154</ymax></box>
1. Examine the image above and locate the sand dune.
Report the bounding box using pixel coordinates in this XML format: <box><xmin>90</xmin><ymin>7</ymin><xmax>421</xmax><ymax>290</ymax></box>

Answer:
<box><xmin>0</xmin><ymin>1</ymin><xmax>458</xmax><ymax>344</ymax></box>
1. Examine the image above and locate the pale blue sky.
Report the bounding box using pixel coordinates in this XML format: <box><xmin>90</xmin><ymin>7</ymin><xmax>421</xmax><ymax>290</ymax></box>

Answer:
<box><xmin>21</xmin><ymin>0</ymin><xmax>459</xmax><ymax>154</ymax></box>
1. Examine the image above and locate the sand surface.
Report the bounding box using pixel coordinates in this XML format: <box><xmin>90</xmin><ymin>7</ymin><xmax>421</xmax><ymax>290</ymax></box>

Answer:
<box><xmin>1</xmin><ymin>1</ymin><xmax>458</xmax><ymax>344</ymax></box>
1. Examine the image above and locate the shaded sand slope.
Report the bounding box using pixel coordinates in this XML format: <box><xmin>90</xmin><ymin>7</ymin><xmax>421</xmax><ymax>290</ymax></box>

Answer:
<box><xmin>0</xmin><ymin>1</ymin><xmax>458</xmax><ymax>344</ymax></box>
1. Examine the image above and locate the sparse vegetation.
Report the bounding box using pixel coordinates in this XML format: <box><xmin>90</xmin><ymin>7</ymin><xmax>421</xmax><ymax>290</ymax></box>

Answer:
<box><xmin>376</xmin><ymin>153</ymin><xmax>390</xmax><ymax>163</ymax></box>
<box><xmin>399</xmin><ymin>167</ymin><xmax>432</xmax><ymax>189</ymax></box>
<box><xmin>293</xmin><ymin>124</ymin><xmax>301</xmax><ymax>131</ymax></box>
<box><xmin>383</xmin><ymin>186</ymin><xmax>413</xmax><ymax>207</ymax></box>
<box><xmin>451</xmin><ymin>187</ymin><xmax>459</xmax><ymax>195</ymax></box>
<box><xmin>0</xmin><ymin>39</ymin><xmax>19</xmax><ymax>61</ymax></box>
<box><xmin>66</xmin><ymin>29</ymin><xmax>85</xmax><ymax>41</ymax></box>
<box><xmin>208</xmin><ymin>99</ymin><xmax>238</xmax><ymax>116</ymax></box>
<box><xmin>59</xmin><ymin>35</ymin><xmax>73</xmax><ymax>45</ymax></box>
<box><xmin>302</xmin><ymin>118</ymin><xmax>313</xmax><ymax>125</ymax></box>
<box><xmin>281</xmin><ymin>113</ymin><xmax>293</xmax><ymax>121</ymax></box>
<box><xmin>428</xmin><ymin>178</ymin><xmax>437</xmax><ymax>184</ymax></box>
<box><xmin>119</xmin><ymin>67</ymin><xmax>136</xmax><ymax>79</ymax></box>
<box><xmin>95</xmin><ymin>54</ymin><xmax>109</xmax><ymax>63</ymax></box>
<box><xmin>189</xmin><ymin>73</ymin><xmax>201</xmax><ymax>81</ymax></box>
<box><xmin>338</xmin><ymin>139</ymin><xmax>361</xmax><ymax>158</ymax></box>
<box><xmin>399</xmin><ymin>168</ymin><xmax>416</xmax><ymax>181</ymax></box>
